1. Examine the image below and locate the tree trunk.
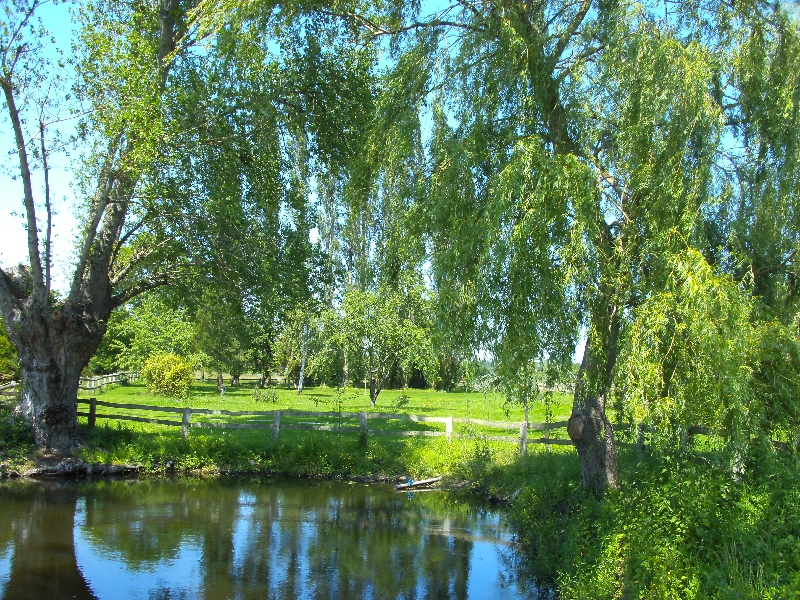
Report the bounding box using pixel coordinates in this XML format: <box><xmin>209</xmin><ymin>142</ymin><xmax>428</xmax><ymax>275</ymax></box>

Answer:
<box><xmin>17</xmin><ymin>363</ymin><xmax>83</xmax><ymax>452</ymax></box>
<box><xmin>342</xmin><ymin>347</ymin><xmax>349</xmax><ymax>388</ymax></box>
<box><xmin>297</xmin><ymin>324</ymin><xmax>308</xmax><ymax>395</ymax></box>
<box><xmin>568</xmin><ymin>308</ymin><xmax>621</xmax><ymax>492</ymax></box>
<box><xmin>369</xmin><ymin>376</ymin><xmax>377</xmax><ymax>406</ymax></box>
<box><xmin>2</xmin><ymin>290</ymin><xmax>109</xmax><ymax>451</ymax></box>
<box><xmin>216</xmin><ymin>372</ymin><xmax>224</xmax><ymax>394</ymax></box>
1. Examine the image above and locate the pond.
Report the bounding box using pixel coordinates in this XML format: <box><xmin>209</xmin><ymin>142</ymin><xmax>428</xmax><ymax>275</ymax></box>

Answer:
<box><xmin>0</xmin><ymin>478</ymin><xmax>540</xmax><ymax>599</ymax></box>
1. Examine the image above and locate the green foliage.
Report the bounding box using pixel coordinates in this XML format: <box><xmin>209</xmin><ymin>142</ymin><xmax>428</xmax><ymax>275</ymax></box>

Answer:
<box><xmin>116</xmin><ymin>297</ymin><xmax>199</xmax><ymax>372</ymax></box>
<box><xmin>509</xmin><ymin>449</ymin><xmax>800</xmax><ymax>599</ymax></box>
<box><xmin>87</xmin><ymin>308</ymin><xmax>133</xmax><ymax>375</ymax></box>
<box><xmin>618</xmin><ymin>250</ymin><xmax>753</xmax><ymax>441</ymax></box>
<box><xmin>618</xmin><ymin>249</ymin><xmax>800</xmax><ymax>452</ymax></box>
<box><xmin>252</xmin><ymin>386</ymin><xmax>277</xmax><ymax>404</ymax></box>
<box><xmin>0</xmin><ymin>405</ymin><xmax>34</xmax><ymax>466</ymax></box>
<box><xmin>141</xmin><ymin>353</ymin><xmax>194</xmax><ymax>399</ymax></box>
<box><xmin>192</xmin><ymin>289</ymin><xmax>252</xmax><ymax>384</ymax></box>
<box><xmin>0</xmin><ymin>317</ymin><xmax>19</xmax><ymax>384</ymax></box>
<box><xmin>316</xmin><ymin>279</ymin><xmax>437</xmax><ymax>403</ymax></box>
<box><xmin>747</xmin><ymin>320</ymin><xmax>800</xmax><ymax>443</ymax></box>
<box><xmin>272</xmin><ymin>307</ymin><xmax>316</xmax><ymax>388</ymax></box>
<box><xmin>391</xmin><ymin>393</ymin><xmax>410</xmax><ymax>411</ymax></box>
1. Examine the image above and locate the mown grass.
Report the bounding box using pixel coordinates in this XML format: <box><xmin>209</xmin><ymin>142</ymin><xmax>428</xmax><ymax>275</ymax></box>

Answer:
<box><xmin>79</xmin><ymin>380</ymin><xmax>573</xmax><ymax>422</ymax></box>
<box><xmin>74</xmin><ymin>381</ymin><xmax>574</xmax><ymax>479</ymax></box>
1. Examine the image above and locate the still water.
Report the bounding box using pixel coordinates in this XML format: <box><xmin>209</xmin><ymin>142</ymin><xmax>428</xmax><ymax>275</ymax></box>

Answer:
<box><xmin>0</xmin><ymin>478</ymin><xmax>535</xmax><ymax>599</ymax></box>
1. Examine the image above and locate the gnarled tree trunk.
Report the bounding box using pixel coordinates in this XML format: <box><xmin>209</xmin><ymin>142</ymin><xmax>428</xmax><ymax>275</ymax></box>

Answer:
<box><xmin>1</xmin><ymin>277</ymin><xmax>110</xmax><ymax>450</ymax></box>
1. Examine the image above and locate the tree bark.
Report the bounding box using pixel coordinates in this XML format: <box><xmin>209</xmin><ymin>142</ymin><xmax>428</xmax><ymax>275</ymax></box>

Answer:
<box><xmin>1</xmin><ymin>276</ymin><xmax>110</xmax><ymax>450</ymax></box>
<box><xmin>568</xmin><ymin>306</ymin><xmax>621</xmax><ymax>492</ymax></box>
<box><xmin>369</xmin><ymin>375</ymin><xmax>377</xmax><ymax>406</ymax></box>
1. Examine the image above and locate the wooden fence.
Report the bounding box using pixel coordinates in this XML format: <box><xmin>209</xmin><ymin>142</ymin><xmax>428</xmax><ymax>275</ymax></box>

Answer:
<box><xmin>76</xmin><ymin>397</ymin><xmax>583</xmax><ymax>453</ymax></box>
<box><xmin>0</xmin><ymin>381</ymin><xmax>18</xmax><ymax>398</ymax></box>
<box><xmin>80</xmin><ymin>372</ymin><xmax>139</xmax><ymax>392</ymax></box>
<box><xmin>0</xmin><ymin>373</ymin><xmax>137</xmax><ymax>401</ymax></box>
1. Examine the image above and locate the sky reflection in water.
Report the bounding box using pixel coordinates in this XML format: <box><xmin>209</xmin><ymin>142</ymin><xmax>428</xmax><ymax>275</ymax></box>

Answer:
<box><xmin>0</xmin><ymin>478</ymin><xmax>534</xmax><ymax>599</ymax></box>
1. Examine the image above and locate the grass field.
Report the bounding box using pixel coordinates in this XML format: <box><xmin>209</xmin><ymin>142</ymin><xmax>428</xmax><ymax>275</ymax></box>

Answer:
<box><xmin>79</xmin><ymin>379</ymin><xmax>574</xmax><ymax>422</ymax></box>
<box><xmin>71</xmin><ymin>380</ymin><xmax>576</xmax><ymax>482</ymax></box>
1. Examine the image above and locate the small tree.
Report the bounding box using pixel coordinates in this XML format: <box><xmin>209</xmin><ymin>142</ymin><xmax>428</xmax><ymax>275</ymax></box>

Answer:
<box><xmin>116</xmin><ymin>297</ymin><xmax>198</xmax><ymax>373</ymax></box>
<box><xmin>326</xmin><ymin>283</ymin><xmax>435</xmax><ymax>406</ymax></box>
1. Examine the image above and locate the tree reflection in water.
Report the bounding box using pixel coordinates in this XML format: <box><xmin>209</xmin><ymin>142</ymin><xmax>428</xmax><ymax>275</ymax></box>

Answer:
<box><xmin>0</xmin><ymin>478</ymin><xmax>529</xmax><ymax>600</ymax></box>
<box><xmin>0</xmin><ymin>482</ymin><xmax>96</xmax><ymax>600</ymax></box>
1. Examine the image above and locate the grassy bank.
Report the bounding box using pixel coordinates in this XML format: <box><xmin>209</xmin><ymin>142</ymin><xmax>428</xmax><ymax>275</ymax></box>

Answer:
<box><xmin>499</xmin><ymin>443</ymin><xmax>800</xmax><ymax>599</ymax></box>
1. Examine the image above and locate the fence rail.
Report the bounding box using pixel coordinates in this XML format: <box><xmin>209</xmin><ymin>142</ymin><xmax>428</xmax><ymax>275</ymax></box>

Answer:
<box><xmin>79</xmin><ymin>372</ymin><xmax>138</xmax><ymax>391</ymax></box>
<box><xmin>0</xmin><ymin>381</ymin><xmax>19</xmax><ymax>398</ymax></box>
<box><xmin>76</xmin><ymin>398</ymin><xmax>585</xmax><ymax>453</ymax></box>
<box><xmin>2</xmin><ymin>373</ymin><xmax>138</xmax><ymax>399</ymax></box>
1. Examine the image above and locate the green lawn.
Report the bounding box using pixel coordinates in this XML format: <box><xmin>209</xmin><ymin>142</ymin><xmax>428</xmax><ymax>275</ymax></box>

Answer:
<box><xmin>75</xmin><ymin>381</ymin><xmax>575</xmax><ymax>479</ymax></box>
<box><xmin>80</xmin><ymin>380</ymin><xmax>573</xmax><ymax>422</ymax></box>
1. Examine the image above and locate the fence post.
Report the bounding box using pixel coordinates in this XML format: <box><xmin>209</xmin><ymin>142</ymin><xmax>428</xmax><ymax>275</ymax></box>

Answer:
<box><xmin>519</xmin><ymin>422</ymin><xmax>528</xmax><ymax>456</ymax></box>
<box><xmin>359</xmin><ymin>412</ymin><xmax>368</xmax><ymax>433</ymax></box>
<box><xmin>445</xmin><ymin>416</ymin><xmax>453</xmax><ymax>442</ymax></box>
<box><xmin>88</xmin><ymin>398</ymin><xmax>97</xmax><ymax>428</ymax></box>
<box><xmin>182</xmin><ymin>408</ymin><xmax>192</xmax><ymax>440</ymax></box>
<box><xmin>272</xmin><ymin>410</ymin><xmax>281</xmax><ymax>442</ymax></box>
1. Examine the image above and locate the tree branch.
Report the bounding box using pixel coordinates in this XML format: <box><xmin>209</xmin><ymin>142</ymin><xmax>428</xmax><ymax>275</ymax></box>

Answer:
<box><xmin>734</xmin><ymin>250</ymin><xmax>798</xmax><ymax>282</ymax></box>
<box><xmin>321</xmin><ymin>9</ymin><xmax>483</xmax><ymax>36</ymax></box>
<box><xmin>0</xmin><ymin>77</ymin><xmax>46</xmax><ymax>303</ymax></box>
<box><xmin>39</xmin><ymin>120</ymin><xmax>52</xmax><ymax>298</ymax></box>
<box><xmin>110</xmin><ymin>237</ymin><xmax>173</xmax><ymax>287</ymax></box>
<box><xmin>68</xmin><ymin>136</ymin><xmax>123</xmax><ymax>303</ymax></box>
<box><xmin>0</xmin><ymin>266</ymin><xmax>28</xmax><ymax>302</ymax></box>
<box><xmin>552</xmin><ymin>0</ymin><xmax>592</xmax><ymax>64</ymax></box>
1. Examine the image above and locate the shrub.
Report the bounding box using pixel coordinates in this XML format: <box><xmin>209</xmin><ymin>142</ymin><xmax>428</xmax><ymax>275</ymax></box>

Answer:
<box><xmin>253</xmin><ymin>386</ymin><xmax>277</xmax><ymax>403</ymax></box>
<box><xmin>0</xmin><ymin>407</ymin><xmax>34</xmax><ymax>461</ymax></box>
<box><xmin>392</xmin><ymin>393</ymin><xmax>411</xmax><ymax>410</ymax></box>
<box><xmin>141</xmin><ymin>353</ymin><xmax>194</xmax><ymax>399</ymax></box>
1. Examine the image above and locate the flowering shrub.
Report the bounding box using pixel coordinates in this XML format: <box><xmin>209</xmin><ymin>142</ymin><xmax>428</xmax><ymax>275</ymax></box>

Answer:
<box><xmin>142</xmin><ymin>353</ymin><xmax>194</xmax><ymax>399</ymax></box>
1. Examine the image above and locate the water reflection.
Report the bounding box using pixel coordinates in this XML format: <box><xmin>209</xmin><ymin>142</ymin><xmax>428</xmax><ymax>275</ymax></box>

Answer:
<box><xmin>0</xmin><ymin>478</ymin><xmax>531</xmax><ymax>599</ymax></box>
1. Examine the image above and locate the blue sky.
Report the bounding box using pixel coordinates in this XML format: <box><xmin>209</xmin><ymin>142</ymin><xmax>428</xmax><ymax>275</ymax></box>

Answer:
<box><xmin>0</xmin><ymin>0</ymin><xmax>79</xmax><ymax>292</ymax></box>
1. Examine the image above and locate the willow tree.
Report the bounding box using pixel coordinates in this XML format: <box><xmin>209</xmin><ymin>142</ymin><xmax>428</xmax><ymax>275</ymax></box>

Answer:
<box><xmin>333</xmin><ymin>0</ymin><xmax>800</xmax><ymax>490</ymax></box>
<box><xmin>0</xmin><ymin>0</ymin><xmax>374</xmax><ymax>450</ymax></box>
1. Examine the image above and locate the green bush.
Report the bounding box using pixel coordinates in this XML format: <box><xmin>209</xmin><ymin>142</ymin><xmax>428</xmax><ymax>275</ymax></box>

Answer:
<box><xmin>141</xmin><ymin>353</ymin><xmax>194</xmax><ymax>399</ymax></box>
<box><xmin>508</xmin><ymin>448</ymin><xmax>800</xmax><ymax>599</ymax></box>
<box><xmin>0</xmin><ymin>406</ymin><xmax>34</xmax><ymax>465</ymax></box>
